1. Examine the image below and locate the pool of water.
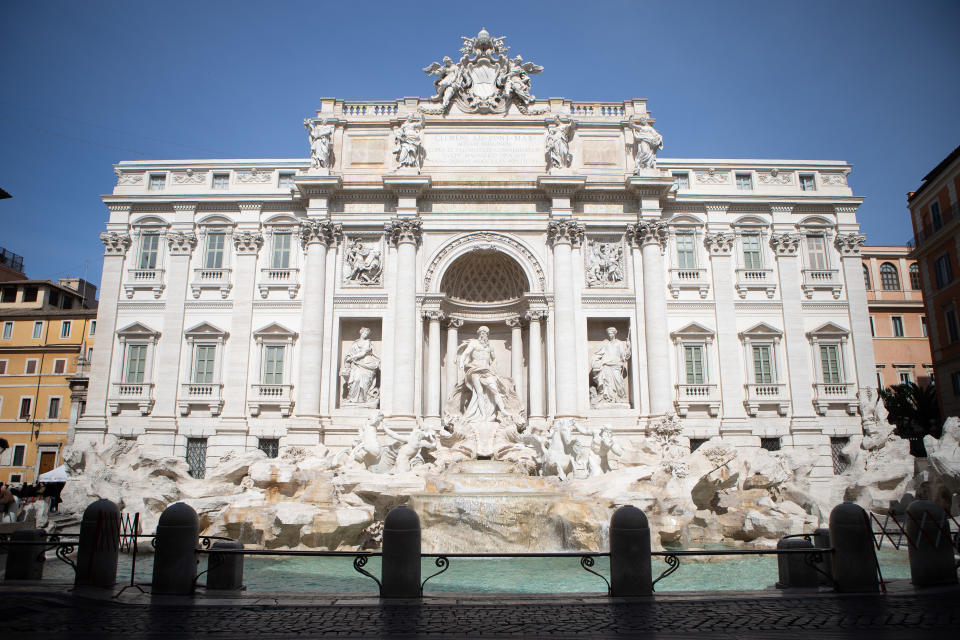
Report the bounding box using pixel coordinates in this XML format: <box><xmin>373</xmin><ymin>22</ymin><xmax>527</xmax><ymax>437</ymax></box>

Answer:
<box><xmin>33</xmin><ymin>548</ymin><xmax>912</xmax><ymax>594</ymax></box>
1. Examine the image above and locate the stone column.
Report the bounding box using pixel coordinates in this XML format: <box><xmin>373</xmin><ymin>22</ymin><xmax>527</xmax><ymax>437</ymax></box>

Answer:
<box><xmin>445</xmin><ymin>317</ymin><xmax>463</xmax><ymax>404</ymax></box>
<box><xmin>507</xmin><ymin>316</ymin><xmax>524</xmax><ymax>405</ymax></box>
<box><xmin>76</xmin><ymin>228</ymin><xmax>131</xmax><ymax>438</ymax></box>
<box><xmin>296</xmin><ymin>219</ymin><xmax>340</xmax><ymax>418</ymax></box>
<box><xmin>386</xmin><ymin>217</ymin><xmax>423</xmax><ymax>418</ymax></box>
<box><xmin>704</xmin><ymin>228</ymin><xmax>747</xmax><ymax>424</ymax></box>
<box><xmin>424</xmin><ymin>310</ymin><xmax>444</xmax><ymax>418</ymax></box>
<box><xmin>220</xmin><ymin>229</ymin><xmax>264</xmax><ymax>419</ymax></box>
<box><xmin>835</xmin><ymin>232</ymin><xmax>877</xmax><ymax>390</ymax></box>
<box><xmin>547</xmin><ymin>219</ymin><xmax>584</xmax><ymax>418</ymax></box>
<box><xmin>525</xmin><ymin>310</ymin><xmax>546</xmax><ymax>419</ymax></box>
<box><xmin>628</xmin><ymin>221</ymin><xmax>671</xmax><ymax>416</ymax></box>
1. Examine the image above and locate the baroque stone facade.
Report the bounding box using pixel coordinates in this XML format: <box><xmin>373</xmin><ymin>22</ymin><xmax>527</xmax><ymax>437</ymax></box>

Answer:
<box><xmin>75</xmin><ymin>31</ymin><xmax>876</xmax><ymax>488</ymax></box>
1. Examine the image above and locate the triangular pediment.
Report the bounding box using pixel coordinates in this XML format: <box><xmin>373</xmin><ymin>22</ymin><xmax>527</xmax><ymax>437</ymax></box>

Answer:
<box><xmin>807</xmin><ymin>322</ymin><xmax>849</xmax><ymax>338</ymax></box>
<box><xmin>116</xmin><ymin>321</ymin><xmax>159</xmax><ymax>338</ymax></box>
<box><xmin>739</xmin><ymin>322</ymin><xmax>782</xmax><ymax>339</ymax></box>
<box><xmin>671</xmin><ymin>322</ymin><xmax>715</xmax><ymax>340</ymax></box>
<box><xmin>184</xmin><ymin>321</ymin><xmax>228</xmax><ymax>339</ymax></box>
<box><xmin>253</xmin><ymin>322</ymin><xmax>297</xmax><ymax>339</ymax></box>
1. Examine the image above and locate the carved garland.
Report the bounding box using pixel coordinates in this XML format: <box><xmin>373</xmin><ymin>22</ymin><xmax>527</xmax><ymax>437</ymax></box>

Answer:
<box><xmin>424</xmin><ymin>232</ymin><xmax>546</xmax><ymax>292</ymax></box>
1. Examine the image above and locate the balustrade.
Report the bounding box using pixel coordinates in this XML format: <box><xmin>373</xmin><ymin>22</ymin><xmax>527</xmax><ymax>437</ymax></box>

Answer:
<box><xmin>248</xmin><ymin>383</ymin><xmax>293</xmax><ymax>417</ymax></box>
<box><xmin>674</xmin><ymin>383</ymin><xmax>719</xmax><ymax>417</ymax></box>
<box><xmin>668</xmin><ymin>268</ymin><xmax>709</xmax><ymax>298</ymax></box>
<box><xmin>108</xmin><ymin>382</ymin><xmax>155</xmax><ymax>415</ymax></box>
<box><xmin>258</xmin><ymin>267</ymin><xmax>300</xmax><ymax>299</ymax></box>
<box><xmin>569</xmin><ymin>102</ymin><xmax>626</xmax><ymax>118</ymax></box>
<box><xmin>735</xmin><ymin>268</ymin><xmax>776</xmax><ymax>298</ymax></box>
<box><xmin>743</xmin><ymin>383</ymin><xmax>789</xmax><ymax>416</ymax></box>
<box><xmin>801</xmin><ymin>269</ymin><xmax>842</xmax><ymax>299</ymax></box>
<box><xmin>123</xmin><ymin>268</ymin><xmax>165</xmax><ymax>298</ymax></box>
<box><xmin>190</xmin><ymin>267</ymin><xmax>232</xmax><ymax>298</ymax></box>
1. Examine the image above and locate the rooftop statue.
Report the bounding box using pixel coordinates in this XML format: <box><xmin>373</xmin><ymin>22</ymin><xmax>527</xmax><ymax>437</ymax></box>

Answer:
<box><xmin>421</xmin><ymin>28</ymin><xmax>545</xmax><ymax>115</ymax></box>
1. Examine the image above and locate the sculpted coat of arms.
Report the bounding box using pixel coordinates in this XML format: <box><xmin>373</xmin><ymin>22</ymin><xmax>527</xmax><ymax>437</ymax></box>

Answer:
<box><xmin>421</xmin><ymin>28</ymin><xmax>546</xmax><ymax>115</ymax></box>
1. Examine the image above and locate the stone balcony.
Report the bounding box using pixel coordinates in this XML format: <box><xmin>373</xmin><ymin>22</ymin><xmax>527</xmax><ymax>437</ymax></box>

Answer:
<box><xmin>178</xmin><ymin>382</ymin><xmax>224</xmax><ymax>416</ymax></box>
<box><xmin>248</xmin><ymin>383</ymin><xmax>294</xmax><ymax>416</ymax></box>
<box><xmin>123</xmin><ymin>268</ymin><xmax>165</xmax><ymax>298</ymax></box>
<box><xmin>674</xmin><ymin>383</ymin><xmax>720</xmax><ymax>417</ymax></box>
<box><xmin>735</xmin><ymin>268</ymin><xmax>776</xmax><ymax>299</ymax></box>
<box><xmin>190</xmin><ymin>267</ymin><xmax>232</xmax><ymax>299</ymax></box>
<box><xmin>668</xmin><ymin>268</ymin><xmax>709</xmax><ymax>299</ymax></box>
<box><xmin>108</xmin><ymin>381</ymin><xmax>154</xmax><ymax>415</ymax></box>
<box><xmin>813</xmin><ymin>382</ymin><xmax>858</xmax><ymax>416</ymax></box>
<box><xmin>743</xmin><ymin>383</ymin><xmax>789</xmax><ymax>416</ymax></box>
<box><xmin>258</xmin><ymin>267</ymin><xmax>299</xmax><ymax>299</ymax></box>
<box><xmin>801</xmin><ymin>269</ymin><xmax>842</xmax><ymax>299</ymax></box>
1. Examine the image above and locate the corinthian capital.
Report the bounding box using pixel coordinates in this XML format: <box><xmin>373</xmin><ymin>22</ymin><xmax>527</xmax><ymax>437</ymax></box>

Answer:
<box><xmin>100</xmin><ymin>232</ymin><xmax>132</xmax><ymax>256</ymax></box>
<box><xmin>166</xmin><ymin>231</ymin><xmax>198</xmax><ymax>255</ymax></box>
<box><xmin>834</xmin><ymin>232</ymin><xmax>866</xmax><ymax>256</ymax></box>
<box><xmin>233</xmin><ymin>231</ymin><xmax>264</xmax><ymax>254</ymax></box>
<box><xmin>703</xmin><ymin>232</ymin><xmax>735</xmax><ymax>256</ymax></box>
<box><xmin>626</xmin><ymin>221</ymin><xmax>667</xmax><ymax>251</ymax></box>
<box><xmin>546</xmin><ymin>219</ymin><xmax>584</xmax><ymax>247</ymax></box>
<box><xmin>769</xmin><ymin>232</ymin><xmax>802</xmax><ymax>256</ymax></box>
<box><xmin>299</xmin><ymin>219</ymin><xmax>342</xmax><ymax>248</ymax></box>
<box><xmin>385</xmin><ymin>217</ymin><xmax>423</xmax><ymax>246</ymax></box>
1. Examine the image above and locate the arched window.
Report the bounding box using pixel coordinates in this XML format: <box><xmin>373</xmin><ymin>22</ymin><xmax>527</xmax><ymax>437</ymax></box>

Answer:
<box><xmin>880</xmin><ymin>263</ymin><xmax>900</xmax><ymax>290</ymax></box>
<box><xmin>862</xmin><ymin>264</ymin><xmax>871</xmax><ymax>290</ymax></box>
<box><xmin>909</xmin><ymin>263</ymin><xmax>921</xmax><ymax>290</ymax></box>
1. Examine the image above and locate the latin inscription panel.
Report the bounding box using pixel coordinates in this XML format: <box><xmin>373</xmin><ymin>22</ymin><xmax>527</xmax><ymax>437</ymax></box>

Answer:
<box><xmin>424</xmin><ymin>133</ymin><xmax>543</xmax><ymax>167</ymax></box>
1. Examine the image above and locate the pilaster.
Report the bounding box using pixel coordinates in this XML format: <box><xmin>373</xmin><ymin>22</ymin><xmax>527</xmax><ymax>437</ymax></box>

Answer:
<box><xmin>221</xmin><ymin>226</ymin><xmax>263</xmax><ymax>421</ymax></box>
<box><xmin>385</xmin><ymin>216</ymin><xmax>423</xmax><ymax>419</ymax></box>
<box><xmin>547</xmin><ymin>218</ymin><xmax>584</xmax><ymax>417</ymax></box>
<box><xmin>835</xmin><ymin>232</ymin><xmax>876</xmax><ymax>391</ymax></box>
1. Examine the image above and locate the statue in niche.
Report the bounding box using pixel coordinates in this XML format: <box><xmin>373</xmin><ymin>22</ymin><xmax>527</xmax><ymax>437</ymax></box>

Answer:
<box><xmin>393</xmin><ymin>113</ymin><xmax>425</xmax><ymax>171</ymax></box>
<box><xmin>590</xmin><ymin>327</ymin><xmax>631</xmax><ymax>408</ymax></box>
<box><xmin>629</xmin><ymin>115</ymin><xmax>663</xmax><ymax>172</ymax></box>
<box><xmin>341</xmin><ymin>328</ymin><xmax>380</xmax><ymax>407</ymax></box>
<box><xmin>304</xmin><ymin>117</ymin><xmax>335</xmax><ymax>169</ymax></box>
<box><xmin>586</xmin><ymin>241</ymin><xmax>624</xmax><ymax>286</ymax></box>
<box><xmin>545</xmin><ymin>115</ymin><xmax>576</xmax><ymax>172</ymax></box>
<box><xmin>344</xmin><ymin>239</ymin><xmax>382</xmax><ymax>285</ymax></box>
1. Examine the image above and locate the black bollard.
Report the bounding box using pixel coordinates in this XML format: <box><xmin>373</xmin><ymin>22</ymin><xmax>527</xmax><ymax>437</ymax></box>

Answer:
<box><xmin>75</xmin><ymin>498</ymin><xmax>120</xmax><ymax>588</ymax></box>
<box><xmin>812</xmin><ymin>527</ymin><xmax>833</xmax><ymax>585</ymax></box>
<box><xmin>381</xmin><ymin>506</ymin><xmax>421</xmax><ymax>598</ymax></box>
<box><xmin>152</xmin><ymin>502</ymin><xmax>199</xmax><ymax>596</ymax></box>
<box><xmin>4</xmin><ymin>529</ymin><xmax>46</xmax><ymax>581</ymax></box>
<box><xmin>206</xmin><ymin>540</ymin><xmax>244</xmax><ymax>591</ymax></box>
<box><xmin>905</xmin><ymin>500</ymin><xmax>958</xmax><ymax>588</ymax></box>
<box><xmin>610</xmin><ymin>505</ymin><xmax>652</xmax><ymax>597</ymax></box>
<box><xmin>775</xmin><ymin>537</ymin><xmax>817</xmax><ymax>589</ymax></box>
<box><xmin>828</xmin><ymin>502</ymin><xmax>880</xmax><ymax>593</ymax></box>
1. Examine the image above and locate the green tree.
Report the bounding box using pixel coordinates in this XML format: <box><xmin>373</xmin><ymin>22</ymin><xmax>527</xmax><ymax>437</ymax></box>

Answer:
<box><xmin>880</xmin><ymin>382</ymin><xmax>941</xmax><ymax>457</ymax></box>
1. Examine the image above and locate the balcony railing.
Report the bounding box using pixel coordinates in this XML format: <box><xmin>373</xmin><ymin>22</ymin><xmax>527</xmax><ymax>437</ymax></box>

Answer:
<box><xmin>801</xmin><ymin>269</ymin><xmax>842</xmax><ymax>299</ymax></box>
<box><xmin>258</xmin><ymin>267</ymin><xmax>299</xmax><ymax>299</ymax></box>
<box><xmin>743</xmin><ymin>383</ymin><xmax>789</xmax><ymax>416</ymax></box>
<box><xmin>813</xmin><ymin>382</ymin><xmax>857</xmax><ymax>416</ymax></box>
<box><xmin>248</xmin><ymin>383</ymin><xmax>294</xmax><ymax>417</ymax></box>
<box><xmin>190</xmin><ymin>267</ymin><xmax>232</xmax><ymax>299</ymax></box>
<box><xmin>674</xmin><ymin>383</ymin><xmax>720</xmax><ymax>417</ymax></box>
<box><xmin>668</xmin><ymin>268</ymin><xmax>709</xmax><ymax>299</ymax></box>
<box><xmin>735</xmin><ymin>268</ymin><xmax>776</xmax><ymax>299</ymax></box>
<box><xmin>178</xmin><ymin>382</ymin><xmax>224</xmax><ymax>416</ymax></box>
<box><xmin>108</xmin><ymin>381</ymin><xmax>155</xmax><ymax>415</ymax></box>
<box><xmin>123</xmin><ymin>268</ymin><xmax>165</xmax><ymax>298</ymax></box>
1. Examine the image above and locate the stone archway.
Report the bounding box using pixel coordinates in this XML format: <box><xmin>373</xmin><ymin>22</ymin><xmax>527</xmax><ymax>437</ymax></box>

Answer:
<box><xmin>424</xmin><ymin>232</ymin><xmax>546</xmax><ymax>294</ymax></box>
<box><xmin>440</xmin><ymin>250</ymin><xmax>529</xmax><ymax>303</ymax></box>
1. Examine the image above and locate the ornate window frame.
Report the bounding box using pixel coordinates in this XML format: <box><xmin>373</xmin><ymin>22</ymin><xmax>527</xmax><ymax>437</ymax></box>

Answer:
<box><xmin>125</xmin><ymin>216</ymin><xmax>169</xmax><ymax>299</ymax></box>
<box><xmin>797</xmin><ymin>216</ymin><xmax>842</xmax><ymax>299</ymax></box>
<box><xmin>732</xmin><ymin>215</ymin><xmax>776</xmax><ymax>299</ymax></box>
<box><xmin>249</xmin><ymin>322</ymin><xmax>298</xmax><ymax>417</ymax></box>
<box><xmin>739</xmin><ymin>322</ymin><xmax>789</xmax><ymax>416</ymax></box>
<box><xmin>191</xmin><ymin>215</ymin><xmax>235</xmax><ymax>299</ymax></box>
<box><xmin>670</xmin><ymin>321</ymin><xmax>719</xmax><ymax>416</ymax></box>
<box><xmin>179</xmin><ymin>322</ymin><xmax>228</xmax><ymax>416</ymax></box>
<box><xmin>806</xmin><ymin>321</ymin><xmax>857</xmax><ymax>415</ymax></box>
<box><xmin>259</xmin><ymin>215</ymin><xmax>301</xmax><ymax>299</ymax></box>
<box><xmin>109</xmin><ymin>321</ymin><xmax>160</xmax><ymax>415</ymax></box>
<box><xmin>667</xmin><ymin>215</ymin><xmax>709</xmax><ymax>299</ymax></box>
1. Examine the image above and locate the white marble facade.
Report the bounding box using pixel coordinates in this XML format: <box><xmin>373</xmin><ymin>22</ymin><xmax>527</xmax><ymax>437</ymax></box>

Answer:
<box><xmin>76</xmin><ymin>32</ymin><xmax>876</xmax><ymax>485</ymax></box>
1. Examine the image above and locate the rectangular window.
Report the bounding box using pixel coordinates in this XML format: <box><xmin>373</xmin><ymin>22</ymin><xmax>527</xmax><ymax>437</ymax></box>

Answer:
<box><xmin>48</xmin><ymin>397</ymin><xmax>61</xmax><ymax>419</ymax></box>
<box><xmin>689</xmin><ymin>438</ymin><xmax>707</xmax><ymax>453</ymax></box>
<box><xmin>148</xmin><ymin>174</ymin><xmax>166</xmax><ymax>190</ymax></box>
<box><xmin>25</xmin><ymin>359</ymin><xmax>37</xmax><ymax>375</ymax></box>
<box><xmin>876</xmin><ymin>370</ymin><xmax>884</xmax><ymax>390</ymax></box>
<box><xmin>60</xmin><ymin>320</ymin><xmax>71</xmax><ymax>338</ymax></box>
<box><xmin>124</xmin><ymin>344</ymin><xmax>147</xmax><ymax>383</ymax></box>
<box><xmin>193</xmin><ymin>344</ymin><xmax>216</xmax><ymax>384</ymax></box>
<box><xmin>32</xmin><ymin>321</ymin><xmax>43</xmax><ymax>339</ymax></box>
<box><xmin>934</xmin><ymin>254</ymin><xmax>953</xmax><ymax>288</ymax></box>
<box><xmin>139</xmin><ymin>234</ymin><xmax>160</xmax><ymax>270</ymax></box>
<box><xmin>735</xmin><ymin>173</ymin><xmax>753</xmax><ymax>190</ymax></box>
<box><xmin>49</xmin><ymin>290</ymin><xmax>60</xmax><ymax>307</ymax></box>
<box><xmin>676</xmin><ymin>233</ymin><xmax>697</xmax><ymax>269</ymax></box>
<box><xmin>263</xmin><ymin>346</ymin><xmax>285</xmax><ymax>384</ymax></box>
<box><xmin>799</xmin><ymin>174</ymin><xmax>816</xmax><ymax>191</ymax></box>
<box><xmin>891</xmin><ymin>316</ymin><xmax>904</xmax><ymax>337</ymax></box>
<box><xmin>186</xmin><ymin>438</ymin><xmax>207</xmax><ymax>479</ymax></box>
<box><xmin>752</xmin><ymin>345</ymin><xmax>774</xmax><ymax>383</ymax></box>
<box><xmin>952</xmin><ymin>371</ymin><xmax>960</xmax><ymax>396</ymax></box>
<box><xmin>899</xmin><ymin>371</ymin><xmax>912</xmax><ymax>385</ymax></box>
<box><xmin>271</xmin><ymin>233</ymin><xmax>291</xmax><ymax>269</ymax></box>
<box><xmin>0</xmin><ymin>360</ymin><xmax>6</xmax><ymax>374</ymax></box>
<box><xmin>19</xmin><ymin>398</ymin><xmax>32</xmax><ymax>420</ymax></box>
<box><xmin>760</xmin><ymin>437</ymin><xmax>781</xmax><ymax>452</ymax></box>
<box><xmin>212</xmin><ymin>173</ymin><xmax>230</xmax><ymax>189</ymax></box>
<box><xmin>684</xmin><ymin>345</ymin><xmax>705</xmax><ymax>384</ymax></box>
<box><xmin>931</xmin><ymin>201</ymin><xmax>942</xmax><ymax>231</ymax></box>
<box><xmin>2</xmin><ymin>321</ymin><xmax>12</xmax><ymax>339</ymax></box>
<box><xmin>278</xmin><ymin>173</ymin><xmax>295</xmax><ymax>188</ymax></box>
<box><xmin>205</xmin><ymin>232</ymin><xmax>226</xmax><ymax>269</ymax></box>
<box><xmin>53</xmin><ymin>359</ymin><xmax>66</xmax><ymax>374</ymax></box>
<box><xmin>830</xmin><ymin>437</ymin><xmax>850</xmax><ymax>474</ymax></box>
<box><xmin>820</xmin><ymin>344</ymin><xmax>842</xmax><ymax>383</ymax></box>
<box><xmin>12</xmin><ymin>444</ymin><xmax>25</xmax><ymax>467</ymax></box>
<box><xmin>806</xmin><ymin>235</ymin><xmax>828</xmax><ymax>270</ymax></box>
<box><xmin>921</xmin><ymin>316</ymin><xmax>928</xmax><ymax>337</ymax></box>
<box><xmin>258</xmin><ymin>438</ymin><xmax>280</xmax><ymax>459</ymax></box>
<box><xmin>1</xmin><ymin>287</ymin><xmax>16</xmax><ymax>303</ymax></box>
<box><xmin>946</xmin><ymin>308</ymin><xmax>960</xmax><ymax>343</ymax></box>
<box><xmin>869</xmin><ymin>316</ymin><xmax>875</xmax><ymax>337</ymax></box>
<box><xmin>742</xmin><ymin>233</ymin><xmax>763</xmax><ymax>270</ymax></box>
<box><xmin>89</xmin><ymin>320</ymin><xmax>96</xmax><ymax>336</ymax></box>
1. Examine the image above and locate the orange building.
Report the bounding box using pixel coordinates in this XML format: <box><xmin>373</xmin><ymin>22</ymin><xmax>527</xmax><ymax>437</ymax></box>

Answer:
<box><xmin>862</xmin><ymin>246</ymin><xmax>932</xmax><ymax>390</ymax></box>
<box><xmin>908</xmin><ymin>144</ymin><xmax>960</xmax><ymax>419</ymax></box>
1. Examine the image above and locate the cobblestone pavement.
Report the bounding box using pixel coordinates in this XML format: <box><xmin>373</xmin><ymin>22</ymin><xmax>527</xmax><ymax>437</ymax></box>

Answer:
<box><xmin>2</xmin><ymin>588</ymin><xmax>959</xmax><ymax>639</ymax></box>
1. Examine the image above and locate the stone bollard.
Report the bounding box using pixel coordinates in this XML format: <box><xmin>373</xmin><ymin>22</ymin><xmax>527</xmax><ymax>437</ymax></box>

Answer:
<box><xmin>75</xmin><ymin>498</ymin><xmax>120</xmax><ymax>588</ymax></box>
<box><xmin>152</xmin><ymin>502</ymin><xmax>199</xmax><ymax>596</ymax></box>
<box><xmin>775</xmin><ymin>537</ymin><xmax>817</xmax><ymax>589</ymax></box>
<box><xmin>206</xmin><ymin>540</ymin><xmax>244</xmax><ymax>591</ymax></box>
<box><xmin>828</xmin><ymin>502</ymin><xmax>880</xmax><ymax>593</ymax></box>
<box><xmin>905</xmin><ymin>500</ymin><xmax>959</xmax><ymax>588</ymax></box>
<box><xmin>609</xmin><ymin>505</ymin><xmax>652</xmax><ymax>597</ymax></box>
<box><xmin>381</xmin><ymin>506</ymin><xmax>421</xmax><ymax>598</ymax></box>
<box><xmin>812</xmin><ymin>528</ymin><xmax>833</xmax><ymax>586</ymax></box>
<box><xmin>4</xmin><ymin>529</ymin><xmax>46</xmax><ymax>581</ymax></box>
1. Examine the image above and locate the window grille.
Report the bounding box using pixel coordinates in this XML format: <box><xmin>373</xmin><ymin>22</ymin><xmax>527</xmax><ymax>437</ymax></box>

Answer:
<box><xmin>186</xmin><ymin>438</ymin><xmax>207</xmax><ymax>479</ymax></box>
<box><xmin>259</xmin><ymin>438</ymin><xmax>280</xmax><ymax>458</ymax></box>
<box><xmin>689</xmin><ymin>438</ymin><xmax>707</xmax><ymax>453</ymax></box>
<box><xmin>760</xmin><ymin>437</ymin><xmax>781</xmax><ymax>452</ymax></box>
<box><xmin>830</xmin><ymin>437</ymin><xmax>850</xmax><ymax>474</ymax></box>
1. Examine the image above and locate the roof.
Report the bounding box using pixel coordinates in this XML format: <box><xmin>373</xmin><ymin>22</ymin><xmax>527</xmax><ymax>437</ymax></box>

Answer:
<box><xmin>908</xmin><ymin>144</ymin><xmax>960</xmax><ymax>204</ymax></box>
<box><xmin>0</xmin><ymin>278</ymin><xmax>95</xmax><ymax>300</ymax></box>
<box><xmin>0</xmin><ymin>307</ymin><xmax>97</xmax><ymax>319</ymax></box>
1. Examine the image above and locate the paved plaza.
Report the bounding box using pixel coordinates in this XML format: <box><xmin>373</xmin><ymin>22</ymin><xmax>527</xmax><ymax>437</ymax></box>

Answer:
<box><xmin>2</xmin><ymin>583</ymin><xmax>959</xmax><ymax>639</ymax></box>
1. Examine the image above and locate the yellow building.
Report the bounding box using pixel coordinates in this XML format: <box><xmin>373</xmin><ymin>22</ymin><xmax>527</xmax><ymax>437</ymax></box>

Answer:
<box><xmin>0</xmin><ymin>278</ymin><xmax>97</xmax><ymax>483</ymax></box>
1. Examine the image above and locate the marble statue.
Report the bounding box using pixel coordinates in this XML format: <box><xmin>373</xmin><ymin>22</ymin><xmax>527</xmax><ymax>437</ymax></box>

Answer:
<box><xmin>629</xmin><ymin>115</ymin><xmax>663</xmax><ymax>172</ymax></box>
<box><xmin>382</xmin><ymin>423</ymin><xmax>437</xmax><ymax>473</ymax></box>
<box><xmin>857</xmin><ymin>386</ymin><xmax>887</xmax><ymax>431</ymax></box>
<box><xmin>341</xmin><ymin>328</ymin><xmax>380</xmax><ymax>407</ymax></box>
<box><xmin>423</xmin><ymin>56</ymin><xmax>465</xmax><ymax>112</ymax></box>
<box><xmin>336</xmin><ymin>411</ymin><xmax>389</xmax><ymax>469</ymax></box>
<box><xmin>585</xmin><ymin>241</ymin><xmax>624</xmax><ymax>286</ymax></box>
<box><xmin>519</xmin><ymin>419</ymin><xmax>577</xmax><ymax>480</ymax></box>
<box><xmin>589</xmin><ymin>327</ymin><xmax>631</xmax><ymax>407</ymax></box>
<box><xmin>344</xmin><ymin>239</ymin><xmax>382</xmax><ymax>285</ymax></box>
<box><xmin>545</xmin><ymin>116</ymin><xmax>575</xmax><ymax>172</ymax></box>
<box><xmin>444</xmin><ymin>326</ymin><xmax>525</xmax><ymax>428</ymax></box>
<box><xmin>393</xmin><ymin>113</ymin><xmax>425</xmax><ymax>171</ymax></box>
<box><xmin>304</xmin><ymin>117</ymin><xmax>335</xmax><ymax>169</ymax></box>
<box><xmin>575</xmin><ymin>423</ymin><xmax>624</xmax><ymax>477</ymax></box>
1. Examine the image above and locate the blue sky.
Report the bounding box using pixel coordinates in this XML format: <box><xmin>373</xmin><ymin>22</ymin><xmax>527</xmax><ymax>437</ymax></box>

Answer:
<box><xmin>2</xmin><ymin>0</ymin><xmax>958</xmax><ymax>289</ymax></box>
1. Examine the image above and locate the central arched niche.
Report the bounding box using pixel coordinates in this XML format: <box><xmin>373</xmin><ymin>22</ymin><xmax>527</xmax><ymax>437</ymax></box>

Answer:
<box><xmin>440</xmin><ymin>250</ymin><xmax>529</xmax><ymax>303</ymax></box>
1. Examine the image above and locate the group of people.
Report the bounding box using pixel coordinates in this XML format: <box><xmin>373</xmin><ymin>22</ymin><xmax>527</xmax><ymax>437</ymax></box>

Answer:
<box><xmin>0</xmin><ymin>480</ymin><xmax>64</xmax><ymax>522</ymax></box>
